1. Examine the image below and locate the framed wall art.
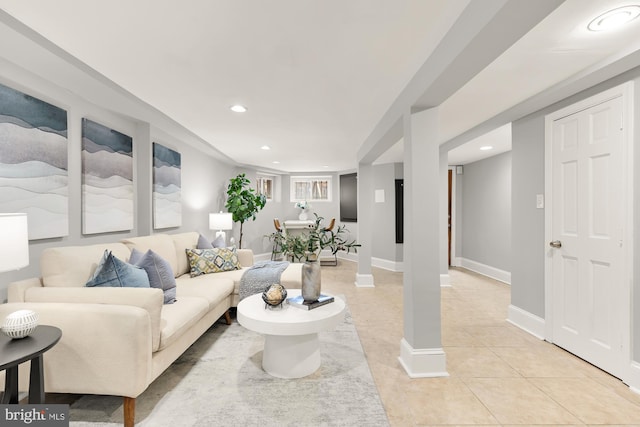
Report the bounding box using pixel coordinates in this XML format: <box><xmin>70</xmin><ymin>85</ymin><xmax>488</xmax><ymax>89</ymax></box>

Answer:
<box><xmin>81</xmin><ymin>118</ymin><xmax>133</xmax><ymax>234</ymax></box>
<box><xmin>0</xmin><ymin>82</ymin><xmax>68</xmax><ymax>240</ymax></box>
<box><xmin>152</xmin><ymin>142</ymin><xmax>181</xmax><ymax>229</ymax></box>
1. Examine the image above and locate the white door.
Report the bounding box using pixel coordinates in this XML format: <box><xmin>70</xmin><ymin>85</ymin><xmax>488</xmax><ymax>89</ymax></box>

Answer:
<box><xmin>549</xmin><ymin>91</ymin><xmax>628</xmax><ymax>379</ymax></box>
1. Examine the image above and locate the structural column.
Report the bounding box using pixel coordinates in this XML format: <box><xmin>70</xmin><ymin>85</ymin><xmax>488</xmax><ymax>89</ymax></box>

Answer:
<box><xmin>399</xmin><ymin>107</ymin><xmax>448</xmax><ymax>377</ymax></box>
<box><xmin>356</xmin><ymin>162</ymin><xmax>374</xmax><ymax>287</ymax></box>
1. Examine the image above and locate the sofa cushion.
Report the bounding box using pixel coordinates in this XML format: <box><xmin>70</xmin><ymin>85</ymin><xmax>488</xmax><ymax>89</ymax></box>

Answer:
<box><xmin>85</xmin><ymin>250</ymin><xmax>150</xmax><ymax>288</ymax></box>
<box><xmin>169</xmin><ymin>232</ymin><xmax>199</xmax><ymax>277</ymax></box>
<box><xmin>158</xmin><ymin>296</ymin><xmax>209</xmax><ymax>351</ymax></box>
<box><xmin>185</xmin><ymin>248</ymin><xmax>241</xmax><ymax>277</ymax></box>
<box><xmin>175</xmin><ymin>275</ymin><xmax>234</xmax><ymax>310</ymax></box>
<box><xmin>41</xmin><ymin>243</ymin><xmax>131</xmax><ymax>287</ymax></box>
<box><xmin>235</xmin><ymin>249</ymin><xmax>254</xmax><ymax>268</ymax></box>
<box><xmin>197</xmin><ymin>234</ymin><xmax>213</xmax><ymax>249</ymax></box>
<box><xmin>211</xmin><ymin>235</ymin><xmax>226</xmax><ymax>248</ymax></box>
<box><xmin>130</xmin><ymin>248</ymin><xmax>177</xmax><ymax>304</ymax></box>
<box><xmin>215</xmin><ymin>268</ymin><xmax>250</xmax><ymax>295</ymax></box>
<box><xmin>121</xmin><ymin>235</ymin><xmax>178</xmax><ymax>278</ymax></box>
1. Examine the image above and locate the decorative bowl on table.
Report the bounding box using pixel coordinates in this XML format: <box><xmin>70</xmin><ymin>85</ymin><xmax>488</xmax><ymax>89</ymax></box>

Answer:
<box><xmin>262</xmin><ymin>284</ymin><xmax>287</xmax><ymax>308</ymax></box>
<box><xmin>1</xmin><ymin>309</ymin><xmax>39</xmax><ymax>339</ymax></box>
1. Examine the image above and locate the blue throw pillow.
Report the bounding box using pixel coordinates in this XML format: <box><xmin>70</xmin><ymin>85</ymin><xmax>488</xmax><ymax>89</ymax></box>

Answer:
<box><xmin>130</xmin><ymin>248</ymin><xmax>177</xmax><ymax>304</ymax></box>
<box><xmin>86</xmin><ymin>250</ymin><xmax>150</xmax><ymax>288</ymax></box>
<box><xmin>211</xmin><ymin>235</ymin><xmax>226</xmax><ymax>248</ymax></box>
<box><xmin>197</xmin><ymin>234</ymin><xmax>214</xmax><ymax>249</ymax></box>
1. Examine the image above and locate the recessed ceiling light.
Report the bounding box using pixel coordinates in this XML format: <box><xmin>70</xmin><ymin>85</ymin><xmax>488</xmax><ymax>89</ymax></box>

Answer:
<box><xmin>261</xmin><ymin>145</ymin><xmax>270</xmax><ymax>150</ymax></box>
<box><xmin>480</xmin><ymin>146</ymin><xmax>493</xmax><ymax>151</ymax></box>
<box><xmin>272</xmin><ymin>161</ymin><xmax>280</xmax><ymax>164</ymax></box>
<box><xmin>588</xmin><ymin>6</ymin><xmax>640</xmax><ymax>31</ymax></box>
<box><xmin>323</xmin><ymin>165</ymin><xmax>329</xmax><ymax>168</ymax></box>
<box><xmin>230</xmin><ymin>104</ymin><xmax>247</xmax><ymax>113</ymax></box>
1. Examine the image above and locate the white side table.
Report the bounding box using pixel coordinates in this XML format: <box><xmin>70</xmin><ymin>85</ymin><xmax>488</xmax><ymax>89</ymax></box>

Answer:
<box><xmin>237</xmin><ymin>289</ymin><xmax>345</xmax><ymax>378</ymax></box>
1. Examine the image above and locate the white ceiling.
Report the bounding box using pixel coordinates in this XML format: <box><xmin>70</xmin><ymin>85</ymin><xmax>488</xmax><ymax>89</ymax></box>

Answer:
<box><xmin>1</xmin><ymin>0</ymin><xmax>639</xmax><ymax>172</ymax></box>
<box><xmin>373</xmin><ymin>123</ymin><xmax>512</xmax><ymax>166</ymax></box>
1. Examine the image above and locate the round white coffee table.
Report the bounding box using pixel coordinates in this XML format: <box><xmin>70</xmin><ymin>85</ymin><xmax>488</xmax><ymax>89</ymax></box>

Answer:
<box><xmin>237</xmin><ymin>289</ymin><xmax>345</xmax><ymax>378</ymax></box>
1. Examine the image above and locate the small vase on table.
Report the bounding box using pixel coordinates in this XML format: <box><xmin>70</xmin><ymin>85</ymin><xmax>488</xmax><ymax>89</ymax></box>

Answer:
<box><xmin>301</xmin><ymin>260</ymin><xmax>321</xmax><ymax>302</ymax></box>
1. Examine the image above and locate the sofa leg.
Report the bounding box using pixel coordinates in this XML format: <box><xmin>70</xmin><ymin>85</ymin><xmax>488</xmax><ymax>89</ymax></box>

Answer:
<box><xmin>124</xmin><ymin>396</ymin><xmax>135</xmax><ymax>427</ymax></box>
<box><xmin>224</xmin><ymin>310</ymin><xmax>232</xmax><ymax>325</ymax></box>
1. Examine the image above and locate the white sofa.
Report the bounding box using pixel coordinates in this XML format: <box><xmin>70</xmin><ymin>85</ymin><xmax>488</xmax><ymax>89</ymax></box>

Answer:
<box><xmin>0</xmin><ymin>232</ymin><xmax>301</xmax><ymax>427</ymax></box>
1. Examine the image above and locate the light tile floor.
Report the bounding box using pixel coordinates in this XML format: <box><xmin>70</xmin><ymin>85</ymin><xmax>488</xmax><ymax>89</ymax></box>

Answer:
<box><xmin>321</xmin><ymin>262</ymin><xmax>640</xmax><ymax>427</ymax></box>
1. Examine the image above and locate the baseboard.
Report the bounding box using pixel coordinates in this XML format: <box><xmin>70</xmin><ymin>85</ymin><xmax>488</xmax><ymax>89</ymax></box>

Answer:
<box><xmin>371</xmin><ymin>257</ymin><xmax>403</xmax><ymax>272</ymax></box>
<box><xmin>440</xmin><ymin>274</ymin><xmax>451</xmax><ymax>287</ymax></box>
<box><xmin>355</xmin><ymin>273</ymin><xmax>375</xmax><ymax>287</ymax></box>
<box><xmin>507</xmin><ymin>304</ymin><xmax>545</xmax><ymax>340</ymax></box>
<box><xmin>398</xmin><ymin>339</ymin><xmax>449</xmax><ymax>378</ymax></box>
<box><xmin>338</xmin><ymin>251</ymin><xmax>359</xmax><ymax>263</ymax></box>
<box><xmin>451</xmin><ymin>257</ymin><xmax>463</xmax><ymax>267</ymax></box>
<box><xmin>460</xmin><ymin>258</ymin><xmax>511</xmax><ymax>284</ymax></box>
<box><xmin>627</xmin><ymin>362</ymin><xmax>640</xmax><ymax>394</ymax></box>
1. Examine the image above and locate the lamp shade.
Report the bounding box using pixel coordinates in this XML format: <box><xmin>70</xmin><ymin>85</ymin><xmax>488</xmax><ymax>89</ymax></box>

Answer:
<box><xmin>209</xmin><ymin>212</ymin><xmax>233</xmax><ymax>231</ymax></box>
<box><xmin>0</xmin><ymin>213</ymin><xmax>29</xmax><ymax>273</ymax></box>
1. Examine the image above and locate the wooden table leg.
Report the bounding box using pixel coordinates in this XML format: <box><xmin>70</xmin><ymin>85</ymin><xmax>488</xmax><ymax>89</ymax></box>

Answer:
<box><xmin>28</xmin><ymin>355</ymin><xmax>45</xmax><ymax>404</ymax></box>
<box><xmin>2</xmin><ymin>366</ymin><xmax>19</xmax><ymax>404</ymax></box>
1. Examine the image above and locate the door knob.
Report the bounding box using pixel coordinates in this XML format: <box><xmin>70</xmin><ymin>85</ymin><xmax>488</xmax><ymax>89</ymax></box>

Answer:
<box><xmin>549</xmin><ymin>240</ymin><xmax>562</xmax><ymax>248</ymax></box>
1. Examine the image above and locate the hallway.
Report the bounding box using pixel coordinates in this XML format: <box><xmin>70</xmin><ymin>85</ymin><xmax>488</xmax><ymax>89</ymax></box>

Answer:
<box><xmin>322</xmin><ymin>263</ymin><xmax>640</xmax><ymax>426</ymax></box>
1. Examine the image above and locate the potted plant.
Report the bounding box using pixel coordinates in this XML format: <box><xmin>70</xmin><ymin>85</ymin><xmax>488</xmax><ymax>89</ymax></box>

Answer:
<box><xmin>225</xmin><ymin>173</ymin><xmax>266</xmax><ymax>248</ymax></box>
<box><xmin>266</xmin><ymin>214</ymin><xmax>359</xmax><ymax>301</ymax></box>
<box><xmin>266</xmin><ymin>214</ymin><xmax>360</xmax><ymax>263</ymax></box>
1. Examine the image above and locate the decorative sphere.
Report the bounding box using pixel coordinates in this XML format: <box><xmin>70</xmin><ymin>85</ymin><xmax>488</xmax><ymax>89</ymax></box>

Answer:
<box><xmin>2</xmin><ymin>309</ymin><xmax>39</xmax><ymax>339</ymax></box>
<box><xmin>262</xmin><ymin>284</ymin><xmax>287</xmax><ymax>306</ymax></box>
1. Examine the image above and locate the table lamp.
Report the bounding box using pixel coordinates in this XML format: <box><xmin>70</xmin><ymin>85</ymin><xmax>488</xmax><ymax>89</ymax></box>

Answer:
<box><xmin>209</xmin><ymin>212</ymin><xmax>233</xmax><ymax>245</ymax></box>
<box><xmin>0</xmin><ymin>213</ymin><xmax>29</xmax><ymax>273</ymax></box>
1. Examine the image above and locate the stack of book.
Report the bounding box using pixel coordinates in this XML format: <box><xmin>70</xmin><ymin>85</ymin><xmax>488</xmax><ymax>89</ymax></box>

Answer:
<box><xmin>287</xmin><ymin>294</ymin><xmax>334</xmax><ymax>310</ymax></box>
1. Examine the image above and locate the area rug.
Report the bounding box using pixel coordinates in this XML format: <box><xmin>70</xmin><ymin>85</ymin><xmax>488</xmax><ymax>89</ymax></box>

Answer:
<box><xmin>62</xmin><ymin>303</ymin><xmax>389</xmax><ymax>426</ymax></box>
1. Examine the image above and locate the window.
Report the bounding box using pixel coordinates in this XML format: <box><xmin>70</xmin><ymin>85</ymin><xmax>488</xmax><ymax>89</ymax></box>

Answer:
<box><xmin>290</xmin><ymin>176</ymin><xmax>332</xmax><ymax>202</ymax></box>
<box><xmin>256</xmin><ymin>175</ymin><xmax>274</xmax><ymax>201</ymax></box>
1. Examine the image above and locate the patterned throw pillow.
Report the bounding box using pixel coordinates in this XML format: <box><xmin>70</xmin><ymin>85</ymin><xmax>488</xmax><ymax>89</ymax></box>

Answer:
<box><xmin>86</xmin><ymin>250</ymin><xmax>150</xmax><ymax>288</ymax></box>
<box><xmin>185</xmin><ymin>248</ymin><xmax>241</xmax><ymax>277</ymax></box>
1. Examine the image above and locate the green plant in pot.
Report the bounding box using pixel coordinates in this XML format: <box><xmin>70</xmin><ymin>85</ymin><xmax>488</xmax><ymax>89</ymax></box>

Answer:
<box><xmin>266</xmin><ymin>214</ymin><xmax>360</xmax><ymax>262</ymax></box>
<box><xmin>225</xmin><ymin>173</ymin><xmax>266</xmax><ymax>249</ymax></box>
<box><xmin>276</xmin><ymin>214</ymin><xmax>360</xmax><ymax>302</ymax></box>
<box><xmin>266</xmin><ymin>214</ymin><xmax>359</xmax><ymax>301</ymax></box>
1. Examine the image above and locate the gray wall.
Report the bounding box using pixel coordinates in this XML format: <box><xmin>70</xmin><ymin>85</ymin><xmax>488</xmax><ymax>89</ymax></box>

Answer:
<box><xmin>0</xmin><ymin>29</ymin><xmax>234</xmax><ymax>301</ymax></box>
<box><xmin>372</xmin><ymin>163</ymin><xmax>400</xmax><ymax>262</ymax></box>
<box><xmin>459</xmin><ymin>152</ymin><xmax>511</xmax><ymax>273</ymax></box>
<box><xmin>511</xmin><ymin>116</ymin><xmax>545</xmax><ymax>317</ymax></box>
<box><xmin>511</xmin><ymin>65</ymin><xmax>640</xmax><ymax>360</ymax></box>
